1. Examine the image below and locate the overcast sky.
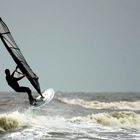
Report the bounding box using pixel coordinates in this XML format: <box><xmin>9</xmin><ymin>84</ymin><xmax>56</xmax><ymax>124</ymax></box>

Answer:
<box><xmin>0</xmin><ymin>0</ymin><xmax>140</xmax><ymax>92</ymax></box>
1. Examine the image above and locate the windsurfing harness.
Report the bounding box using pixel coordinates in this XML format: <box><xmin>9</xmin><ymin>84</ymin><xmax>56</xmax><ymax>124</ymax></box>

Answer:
<box><xmin>0</xmin><ymin>18</ymin><xmax>41</xmax><ymax>94</ymax></box>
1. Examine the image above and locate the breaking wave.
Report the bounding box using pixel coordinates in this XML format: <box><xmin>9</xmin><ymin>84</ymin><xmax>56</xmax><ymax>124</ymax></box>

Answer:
<box><xmin>71</xmin><ymin>111</ymin><xmax>140</xmax><ymax>127</ymax></box>
<box><xmin>59</xmin><ymin>98</ymin><xmax>140</xmax><ymax>110</ymax></box>
<box><xmin>0</xmin><ymin>110</ymin><xmax>38</xmax><ymax>133</ymax></box>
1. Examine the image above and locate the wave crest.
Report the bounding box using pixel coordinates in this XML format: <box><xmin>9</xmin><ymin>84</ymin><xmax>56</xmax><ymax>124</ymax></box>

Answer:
<box><xmin>0</xmin><ymin>114</ymin><xmax>20</xmax><ymax>132</ymax></box>
<box><xmin>59</xmin><ymin>98</ymin><xmax>140</xmax><ymax>110</ymax></box>
<box><xmin>0</xmin><ymin>111</ymin><xmax>31</xmax><ymax>133</ymax></box>
<box><xmin>71</xmin><ymin>111</ymin><xmax>140</xmax><ymax>127</ymax></box>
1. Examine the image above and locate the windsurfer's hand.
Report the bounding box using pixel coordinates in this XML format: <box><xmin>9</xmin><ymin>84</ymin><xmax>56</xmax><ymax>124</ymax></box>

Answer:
<box><xmin>16</xmin><ymin>66</ymin><xmax>18</xmax><ymax>70</ymax></box>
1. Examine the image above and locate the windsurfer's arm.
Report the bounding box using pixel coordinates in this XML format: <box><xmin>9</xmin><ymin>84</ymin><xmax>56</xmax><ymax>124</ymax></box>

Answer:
<box><xmin>16</xmin><ymin>75</ymin><xmax>25</xmax><ymax>81</ymax></box>
<box><xmin>11</xmin><ymin>66</ymin><xmax>18</xmax><ymax>76</ymax></box>
<box><xmin>14</xmin><ymin>66</ymin><xmax>29</xmax><ymax>79</ymax></box>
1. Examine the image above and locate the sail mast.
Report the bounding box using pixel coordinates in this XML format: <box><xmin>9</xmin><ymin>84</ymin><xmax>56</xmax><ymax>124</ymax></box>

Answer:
<box><xmin>0</xmin><ymin>18</ymin><xmax>41</xmax><ymax>94</ymax></box>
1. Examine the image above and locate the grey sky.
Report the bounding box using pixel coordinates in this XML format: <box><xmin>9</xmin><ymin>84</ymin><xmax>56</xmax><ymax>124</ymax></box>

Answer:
<box><xmin>0</xmin><ymin>0</ymin><xmax>140</xmax><ymax>92</ymax></box>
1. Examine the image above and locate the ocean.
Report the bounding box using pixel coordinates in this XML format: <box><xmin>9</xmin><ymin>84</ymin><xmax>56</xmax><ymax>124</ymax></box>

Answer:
<box><xmin>0</xmin><ymin>91</ymin><xmax>140</xmax><ymax>140</ymax></box>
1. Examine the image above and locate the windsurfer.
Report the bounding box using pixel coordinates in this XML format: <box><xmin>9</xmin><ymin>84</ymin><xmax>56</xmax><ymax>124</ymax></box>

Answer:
<box><xmin>5</xmin><ymin>66</ymin><xmax>36</xmax><ymax>105</ymax></box>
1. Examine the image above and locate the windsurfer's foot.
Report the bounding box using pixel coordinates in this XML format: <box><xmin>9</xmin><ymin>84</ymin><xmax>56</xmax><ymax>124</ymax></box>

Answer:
<box><xmin>30</xmin><ymin>99</ymin><xmax>37</xmax><ymax>105</ymax></box>
<box><xmin>30</xmin><ymin>101</ymin><xmax>37</xmax><ymax>106</ymax></box>
<box><xmin>41</xmin><ymin>95</ymin><xmax>44</xmax><ymax>99</ymax></box>
<box><xmin>40</xmin><ymin>96</ymin><xmax>44</xmax><ymax>101</ymax></box>
<box><xmin>34</xmin><ymin>99</ymin><xmax>37</xmax><ymax>102</ymax></box>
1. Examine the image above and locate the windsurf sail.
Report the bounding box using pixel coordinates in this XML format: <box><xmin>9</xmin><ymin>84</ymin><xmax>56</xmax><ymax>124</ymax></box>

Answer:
<box><xmin>0</xmin><ymin>18</ymin><xmax>41</xmax><ymax>94</ymax></box>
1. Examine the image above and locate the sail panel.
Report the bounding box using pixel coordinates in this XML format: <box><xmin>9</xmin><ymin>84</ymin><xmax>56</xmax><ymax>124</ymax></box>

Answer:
<box><xmin>0</xmin><ymin>18</ymin><xmax>41</xmax><ymax>93</ymax></box>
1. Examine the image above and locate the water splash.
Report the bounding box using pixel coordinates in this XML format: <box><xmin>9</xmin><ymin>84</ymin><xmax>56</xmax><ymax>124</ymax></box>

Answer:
<box><xmin>0</xmin><ymin>111</ymin><xmax>22</xmax><ymax>133</ymax></box>
<box><xmin>0</xmin><ymin>110</ymin><xmax>37</xmax><ymax>133</ymax></box>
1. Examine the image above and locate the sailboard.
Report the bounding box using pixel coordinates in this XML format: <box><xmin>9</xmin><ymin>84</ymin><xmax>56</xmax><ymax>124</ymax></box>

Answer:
<box><xmin>0</xmin><ymin>18</ymin><xmax>41</xmax><ymax>94</ymax></box>
<box><xmin>31</xmin><ymin>88</ymin><xmax>55</xmax><ymax>108</ymax></box>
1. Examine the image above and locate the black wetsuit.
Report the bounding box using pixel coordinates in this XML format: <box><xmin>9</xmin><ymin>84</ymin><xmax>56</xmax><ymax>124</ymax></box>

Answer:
<box><xmin>6</xmin><ymin>74</ymin><xmax>35</xmax><ymax>104</ymax></box>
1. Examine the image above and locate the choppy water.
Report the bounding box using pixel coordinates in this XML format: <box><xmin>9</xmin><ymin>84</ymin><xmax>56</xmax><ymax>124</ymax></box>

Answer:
<box><xmin>0</xmin><ymin>91</ymin><xmax>140</xmax><ymax>140</ymax></box>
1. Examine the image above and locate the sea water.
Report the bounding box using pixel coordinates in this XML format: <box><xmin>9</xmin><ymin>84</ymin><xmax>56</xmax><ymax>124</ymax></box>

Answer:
<box><xmin>0</xmin><ymin>91</ymin><xmax>140</xmax><ymax>140</ymax></box>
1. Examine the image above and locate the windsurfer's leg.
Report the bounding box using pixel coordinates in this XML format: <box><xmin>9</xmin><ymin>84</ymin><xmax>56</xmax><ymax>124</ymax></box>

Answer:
<box><xmin>16</xmin><ymin>87</ymin><xmax>35</xmax><ymax>104</ymax></box>
<box><xmin>38</xmin><ymin>92</ymin><xmax>44</xmax><ymax>98</ymax></box>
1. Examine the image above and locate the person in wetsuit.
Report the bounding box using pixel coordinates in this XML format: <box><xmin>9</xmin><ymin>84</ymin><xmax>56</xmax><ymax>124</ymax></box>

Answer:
<box><xmin>5</xmin><ymin>66</ymin><xmax>36</xmax><ymax>105</ymax></box>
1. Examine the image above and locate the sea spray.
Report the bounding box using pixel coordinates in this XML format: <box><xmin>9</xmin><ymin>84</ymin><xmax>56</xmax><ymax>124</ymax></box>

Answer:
<box><xmin>0</xmin><ymin>113</ymin><xmax>20</xmax><ymax>132</ymax></box>
<box><xmin>71</xmin><ymin>111</ymin><xmax>140</xmax><ymax>127</ymax></box>
<box><xmin>0</xmin><ymin>111</ymin><xmax>34</xmax><ymax>133</ymax></box>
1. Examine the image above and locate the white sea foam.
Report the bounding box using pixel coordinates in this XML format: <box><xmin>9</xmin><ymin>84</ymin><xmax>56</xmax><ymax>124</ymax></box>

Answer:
<box><xmin>1</xmin><ymin>109</ymin><xmax>140</xmax><ymax>140</ymax></box>
<box><xmin>4</xmin><ymin>110</ymin><xmax>74</xmax><ymax>140</ymax></box>
<box><xmin>0</xmin><ymin>109</ymin><xmax>48</xmax><ymax>133</ymax></box>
